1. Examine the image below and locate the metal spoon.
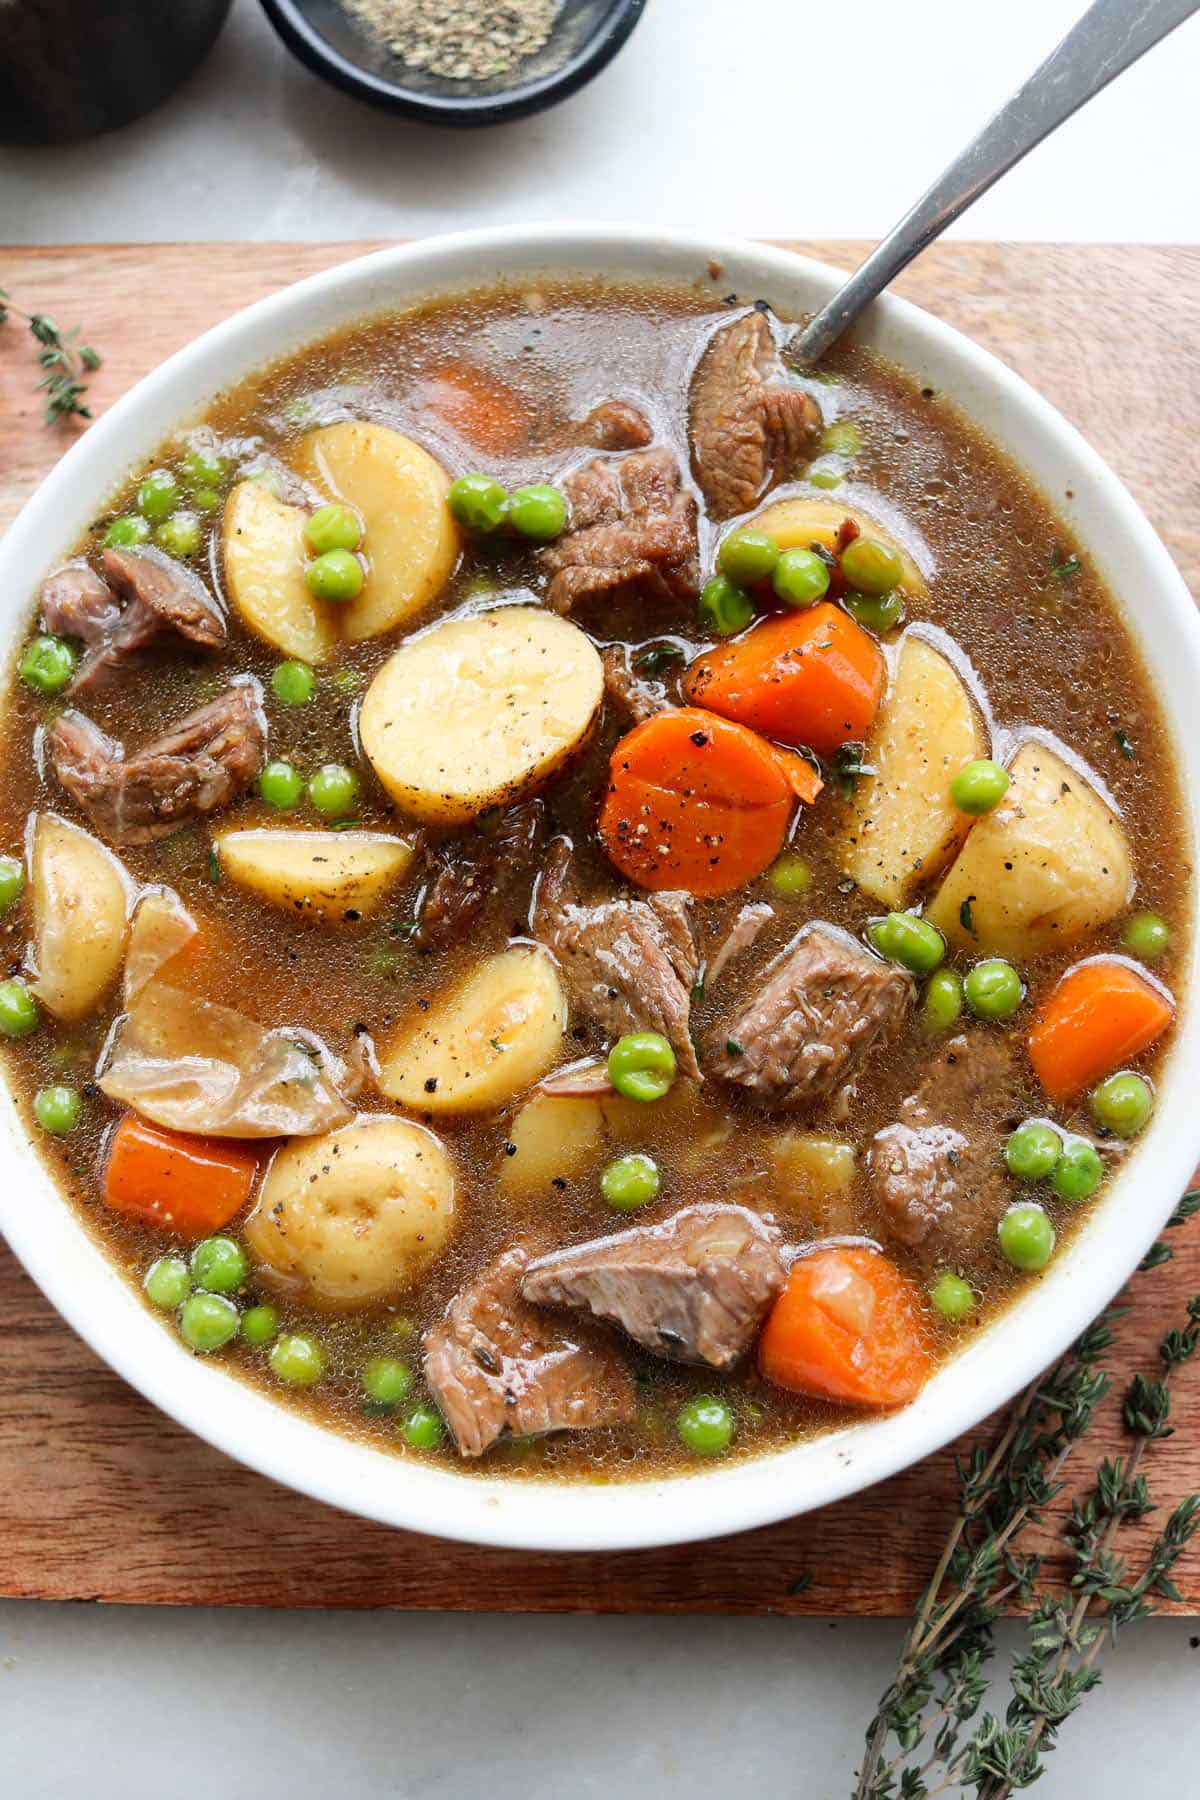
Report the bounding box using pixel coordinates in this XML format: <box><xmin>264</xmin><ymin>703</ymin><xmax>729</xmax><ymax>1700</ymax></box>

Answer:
<box><xmin>790</xmin><ymin>0</ymin><xmax>1200</xmax><ymax>366</ymax></box>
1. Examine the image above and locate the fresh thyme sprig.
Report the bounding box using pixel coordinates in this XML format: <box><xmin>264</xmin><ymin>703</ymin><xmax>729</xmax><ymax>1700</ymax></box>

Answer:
<box><xmin>854</xmin><ymin>1191</ymin><xmax>1200</xmax><ymax>1800</ymax></box>
<box><xmin>0</xmin><ymin>287</ymin><xmax>101</xmax><ymax>425</ymax></box>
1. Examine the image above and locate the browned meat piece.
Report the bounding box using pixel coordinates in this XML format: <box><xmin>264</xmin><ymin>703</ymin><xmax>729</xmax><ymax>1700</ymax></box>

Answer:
<box><xmin>533</xmin><ymin>837</ymin><xmax>700</xmax><ymax>1079</ymax></box>
<box><xmin>521</xmin><ymin>1204</ymin><xmax>786</xmax><ymax>1370</ymax></box>
<box><xmin>600</xmin><ymin>643</ymin><xmax>674</xmax><ymax>728</ymax></box>
<box><xmin>541</xmin><ymin>446</ymin><xmax>699</xmax><ymax>615</ymax></box>
<box><xmin>101</xmin><ymin>547</ymin><xmax>226</xmax><ymax>649</ymax></box>
<box><xmin>424</xmin><ymin>1242</ymin><xmax>637</xmax><ymax>1458</ymax></box>
<box><xmin>40</xmin><ymin>549</ymin><xmax>226</xmax><ymax>695</ymax></box>
<box><xmin>419</xmin><ymin>798</ymin><xmax>546</xmax><ymax>951</ymax></box>
<box><xmin>868</xmin><ymin>1032</ymin><xmax>1030</xmax><ymax>1264</ymax></box>
<box><xmin>39</xmin><ymin>560</ymin><xmax>122</xmax><ymax>642</ymax></box>
<box><xmin>49</xmin><ymin>682</ymin><xmax>267</xmax><ymax>845</ymax></box>
<box><xmin>706</xmin><ymin>922</ymin><xmax>912</xmax><ymax>1111</ymax></box>
<box><xmin>704</xmin><ymin>901</ymin><xmax>775</xmax><ymax>990</ymax></box>
<box><xmin>689</xmin><ymin>311</ymin><xmax>822</xmax><ymax>518</ymax></box>
<box><xmin>578</xmin><ymin>399</ymin><xmax>654</xmax><ymax>451</ymax></box>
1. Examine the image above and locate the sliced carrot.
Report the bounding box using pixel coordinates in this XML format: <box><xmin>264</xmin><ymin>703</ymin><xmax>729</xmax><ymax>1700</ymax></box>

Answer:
<box><xmin>418</xmin><ymin>361</ymin><xmax>530</xmax><ymax>455</ymax></box>
<box><xmin>597</xmin><ymin>706</ymin><xmax>797</xmax><ymax>897</ymax></box>
<box><xmin>1028</xmin><ymin>957</ymin><xmax>1175</xmax><ymax>1105</ymax></box>
<box><xmin>683</xmin><ymin>602</ymin><xmax>885</xmax><ymax>757</ymax></box>
<box><xmin>103</xmin><ymin>1114</ymin><xmax>260</xmax><ymax>1240</ymax></box>
<box><xmin>759</xmin><ymin>1244</ymin><xmax>934</xmax><ymax>1408</ymax></box>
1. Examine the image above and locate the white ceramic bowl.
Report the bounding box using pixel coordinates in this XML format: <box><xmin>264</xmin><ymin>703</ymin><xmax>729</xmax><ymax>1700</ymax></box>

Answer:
<box><xmin>1</xmin><ymin>226</ymin><xmax>1197</xmax><ymax>1553</ymax></box>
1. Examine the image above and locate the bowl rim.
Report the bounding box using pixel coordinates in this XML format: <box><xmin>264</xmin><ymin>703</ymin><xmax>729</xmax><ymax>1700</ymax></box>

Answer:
<box><xmin>257</xmin><ymin>0</ymin><xmax>649</xmax><ymax>125</ymax></box>
<box><xmin>0</xmin><ymin>224</ymin><xmax>1197</xmax><ymax>1554</ymax></box>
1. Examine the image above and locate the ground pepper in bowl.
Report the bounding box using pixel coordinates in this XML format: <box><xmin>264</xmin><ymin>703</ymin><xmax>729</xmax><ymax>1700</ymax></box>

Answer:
<box><xmin>340</xmin><ymin>0</ymin><xmax>561</xmax><ymax>79</ymax></box>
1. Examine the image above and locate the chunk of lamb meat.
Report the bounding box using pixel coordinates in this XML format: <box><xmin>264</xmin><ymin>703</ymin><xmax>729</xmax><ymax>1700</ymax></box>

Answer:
<box><xmin>867</xmin><ymin>1032</ymin><xmax>1031</xmax><ymax>1266</ymax></box>
<box><xmin>532</xmin><ymin>837</ymin><xmax>701</xmax><ymax>1080</ymax></box>
<box><xmin>706</xmin><ymin>922</ymin><xmax>912</xmax><ymax>1111</ymax></box>
<box><xmin>600</xmin><ymin>643</ymin><xmax>677</xmax><ymax>728</ymax></box>
<box><xmin>576</xmin><ymin>399</ymin><xmax>653</xmax><ymax>451</ymax></box>
<box><xmin>689</xmin><ymin>310</ymin><xmax>822</xmax><ymax>518</ymax></box>
<box><xmin>521</xmin><ymin>1204</ymin><xmax>786</xmax><ymax>1370</ymax></box>
<box><xmin>38</xmin><ymin>548</ymin><xmax>226</xmax><ymax>694</ymax></box>
<box><xmin>48</xmin><ymin>681</ymin><xmax>267</xmax><ymax>845</ymax></box>
<box><xmin>39</xmin><ymin>560</ymin><xmax>123</xmax><ymax>644</ymax></box>
<box><xmin>418</xmin><ymin>798</ymin><xmax>546</xmax><ymax>951</ymax></box>
<box><xmin>424</xmin><ymin>1242</ymin><xmax>636</xmax><ymax>1458</ymax></box>
<box><xmin>540</xmin><ymin>446</ymin><xmax>699</xmax><ymax>615</ymax></box>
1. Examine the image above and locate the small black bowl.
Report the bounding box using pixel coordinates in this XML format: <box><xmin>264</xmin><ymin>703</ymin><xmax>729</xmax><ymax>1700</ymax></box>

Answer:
<box><xmin>259</xmin><ymin>0</ymin><xmax>648</xmax><ymax>126</ymax></box>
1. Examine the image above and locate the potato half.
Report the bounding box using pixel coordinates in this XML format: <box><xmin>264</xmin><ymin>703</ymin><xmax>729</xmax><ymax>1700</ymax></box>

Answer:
<box><xmin>27</xmin><ymin>813</ymin><xmax>131</xmax><ymax>1021</ymax></box>
<box><xmin>378</xmin><ymin>946</ymin><xmax>567</xmax><ymax>1115</ymax></box>
<box><xmin>926</xmin><ymin>739</ymin><xmax>1133</xmax><ymax>960</ymax></box>
<box><xmin>841</xmin><ymin>633</ymin><xmax>986</xmax><ymax>907</ymax></box>
<box><xmin>216</xmin><ymin>828</ymin><xmax>416</xmax><ymax>922</ymax></box>
<box><xmin>292</xmin><ymin>421</ymin><xmax>461</xmax><ymax>642</ymax></box>
<box><xmin>749</xmin><ymin>495</ymin><xmax>926</xmax><ymax>595</ymax></box>
<box><xmin>223</xmin><ymin>480</ymin><xmax>338</xmax><ymax>664</ymax></box>
<box><xmin>360</xmin><ymin>606</ymin><xmax>604</xmax><ymax>825</ymax></box>
<box><xmin>245</xmin><ymin>1115</ymin><xmax>456</xmax><ymax>1309</ymax></box>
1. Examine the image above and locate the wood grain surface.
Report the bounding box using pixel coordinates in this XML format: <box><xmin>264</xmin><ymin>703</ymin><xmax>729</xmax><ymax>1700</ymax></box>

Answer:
<box><xmin>1</xmin><ymin>241</ymin><xmax>1198</xmax><ymax>1615</ymax></box>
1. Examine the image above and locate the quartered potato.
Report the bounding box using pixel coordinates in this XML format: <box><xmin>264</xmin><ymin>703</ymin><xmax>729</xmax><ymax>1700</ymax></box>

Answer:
<box><xmin>360</xmin><ymin>607</ymin><xmax>604</xmax><ymax>825</ymax></box>
<box><xmin>378</xmin><ymin>946</ymin><xmax>567</xmax><ymax>1115</ymax></box>
<box><xmin>926</xmin><ymin>739</ymin><xmax>1133</xmax><ymax>960</ymax></box>
<box><xmin>27</xmin><ymin>813</ymin><xmax>131</xmax><ymax>1021</ymax></box>
<box><xmin>245</xmin><ymin>1116</ymin><xmax>456</xmax><ymax>1309</ymax></box>
<box><xmin>768</xmin><ymin>1133</ymin><xmax>859</xmax><ymax>1235</ymax></box>
<box><xmin>216</xmin><ymin>828</ymin><xmax>416</xmax><ymax>922</ymax></box>
<box><xmin>498</xmin><ymin>1082</ymin><xmax>734</xmax><ymax>1203</ymax></box>
<box><xmin>750</xmin><ymin>494</ymin><xmax>926</xmax><ymax>595</ymax></box>
<box><xmin>292</xmin><ymin>421</ymin><xmax>461</xmax><ymax>641</ymax></box>
<box><xmin>841</xmin><ymin>633</ymin><xmax>986</xmax><ymax>907</ymax></box>
<box><xmin>222</xmin><ymin>480</ymin><xmax>338</xmax><ymax>664</ymax></box>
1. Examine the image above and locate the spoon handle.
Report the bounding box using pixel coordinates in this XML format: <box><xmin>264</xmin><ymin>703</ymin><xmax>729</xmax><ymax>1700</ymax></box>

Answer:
<box><xmin>790</xmin><ymin>0</ymin><xmax>1200</xmax><ymax>366</ymax></box>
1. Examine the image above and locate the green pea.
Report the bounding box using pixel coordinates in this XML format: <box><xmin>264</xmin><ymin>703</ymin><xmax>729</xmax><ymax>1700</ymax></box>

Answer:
<box><xmin>867</xmin><ymin>910</ymin><xmax>945</xmax><ymax>975</ymax></box>
<box><xmin>808</xmin><ymin>467</ymin><xmax>843</xmax><ymax>490</ymax></box>
<box><xmin>19</xmin><ymin>635</ymin><xmax>76</xmax><ymax>695</ymax></box>
<box><xmin>270</xmin><ymin>660</ymin><xmax>316</xmax><ymax>706</ymax></box>
<box><xmin>698</xmin><ymin>574</ymin><xmax>753</xmax><ymax>637</ymax></box>
<box><xmin>403</xmin><ymin>1404</ymin><xmax>445</xmax><ymax>1451</ymax></box>
<box><xmin>179</xmin><ymin>1292</ymin><xmax>240</xmax><ymax>1353</ymax></box>
<box><xmin>607</xmin><ymin>1030</ymin><xmax>677</xmax><ymax>1103</ymax></box>
<box><xmin>1121</xmin><ymin>911</ymin><xmax>1169</xmax><ymax>961</ymax></box>
<box><xmin>1090</xmin><ymin>1072</ymin><xmax>1154</xmax><ymax>1140</ymax></box>
<box><xmin>772</xmin><ymin>546</ymin><xmax>831</xmax><ymax>609</ymax></box>
<box><xmin>305</xmin><ymin>502</ymin><xmax>362</xmax><ymax>555</ymax></box>
<box><xmin>181</xmin><ymin>446</ymin><xmax>228</xmax><ymax>491</ymax></box>
<box><xmin>768</xmin><ymin>852</ymin><xmax>812</xmax><ymax>898</ymax></box>
<box><xmin>192</xmin><ymin>487</ymin><xmax>223</xmax><ymax>513</ymax></box>
<box><xmin>950</xmin><ymin>759</ymin><xmax>1011</xmax><ymax>816</ymax></box>
<box><xmin>269</xmin><ymin>1332</ymin><xmax>325</xmax><ymax>1387</ymax></box>
<box><xmin>189</xmin><ymin>1236</ymin><xmax>248</xmax><ymax>1295</ymax></box>
<box><xmin>964</xmin><ymin>959</ymin><xmax>1024</xmax><ymax>1021</ymax></box>
<box><xmin>137</xmin><ymin>468</ymin><xmax>180</xmax><ymax>521</ymax></box>
<box><xmin>257</xmin><ymin>759</ymin><xmax>304</xmax><ymax>811</ymax></box>
<box><xmin>363</xmin><ymin>1356</ymin><xmax>414</xmax><ymax>1407</ymax></box>
<box><xmin>240</xmin><ymin>1304</ymin><xmax>279</xmax><ymax>1346</ymax></box>
<box><xmin>507</xmin><ymin>484</ymin><xmax>567</xmax><ymax>541</ymax></box>
<box><xmin>1052</xmin><ymin>1138</ymin><xmax>1104</xmax><ymax>1203</ymax></box>
<box><xmin>308</xmin><ymin>763</ymin><xmax>360</xmax><ymax>818</ymax></box>
<box><xmin>839</xmin><ymin>536</ymin><xmax>903</xmax><ymax>596</ymax></box>
<box><xmin>33</xmin><ymin>1085</ymin><xmax>82</xmax><ymax>1135</ymax></box>
<box><xmin>144</xmin><ymin>1256</ymin><xmax>191</xmax><ymax>1310</ymax></box>
<box><xmin>1005</xmin><ymin>1120</ymin><xmax>1062</xmax><ymax>1182</ymax></box>
<box><xmin>676</xmin><ymin>1394</ymin><xmax>735</xmax><ymax>1457</ymax></box>
<box><xmin>920</xmin><ymin>968</ymin><xmax>963</xmax><ymax>1035</ymax></box>
<box><xmin>306</xmin><ymin>549</ymin><xmax>365</xmax><ymax>602</ymax></box>
<box><xmin>819</xmin><ymin>419</ymin><xmax>864</xmax><ymax>457</ymax></box>
<box><xmin>448</xmin><ymin>473</ymin><xmax>509</xmax><ymax>534</ymax></box>
<box><xmin>0</xmin><ymin>979</ymin><xmax>39</xmax><ymax>1038</ymax></box>
<box><xmin>103</xmin><ymin>514</ymin><xmax>151</xmax><ymax>548</ymax></box>
<box><xmin>998</xmin><ymin>1202</ymin><xmax>1056</xmax><ymax>1271</ymax></box>
<box><xmin>844</xmin><ymin>590</ymin><xmax>905</xmax><ymax>634</ymax></box>
<box><xmin>155</xmin><ymin>511</ymin><xmax>202</xmax><ymax>558</ymax></box>
<box><xmin>930</xmin><ymin>1271</ymin><xmax>975</xmax><ymax>1322</ymax></box>
<box><xmin>600</xmin><ymin>1152</ymin><xmax>661</xmax><ymax>1212</ymax></box>
<box><xmin>717</xmin><ymin>528</ymin><xmax>779</xmax><ymax>586</ymax></box>
<box><xmin>0</xmin><ymin>855</ymin><xmax>24</xmax><ymax>915</ymax></box>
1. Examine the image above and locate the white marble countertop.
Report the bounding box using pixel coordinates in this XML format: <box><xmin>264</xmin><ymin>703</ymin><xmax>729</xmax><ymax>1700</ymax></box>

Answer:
<box><xmin>3</xmin><ymin>2</ymin><xmax>1200</xmax><ymax>1792</ymax></box>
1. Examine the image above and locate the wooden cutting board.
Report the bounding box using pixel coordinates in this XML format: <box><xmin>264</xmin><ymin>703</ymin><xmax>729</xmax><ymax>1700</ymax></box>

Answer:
<box><xmin>1</xmin><ymin>242</ymin><xmax>1199</xmax><ymax>1614</ymax></box>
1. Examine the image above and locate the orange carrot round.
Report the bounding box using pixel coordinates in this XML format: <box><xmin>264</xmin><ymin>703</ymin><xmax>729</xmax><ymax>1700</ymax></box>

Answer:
<box><xmin>419</xmin><ymin>361</ymin><xmax>530</xmax><ymax>455</ymax></box>
<box><xmin>597</xmin><ymin>706</ymin><xmax>796</xmax><ymax>896</ymax></box>
<box><xmin>759</xmin><ymin>1244</ymin><xmax>934</xmax><ymax>1407</ymax></box>
<box><xmin>684</xmin><ymin>602</ymin><xmax>885</xmax><ymax>756</ymax></box>
<box><xmin>103</xmin><ymin>1114</ymin><xmax>260</xmax><ymax>1240</ymax></box>
<box><xmin>1028</xmin><ymin>957</ymin><xmax>1175</xmax><ymax>1105</ymax></box>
